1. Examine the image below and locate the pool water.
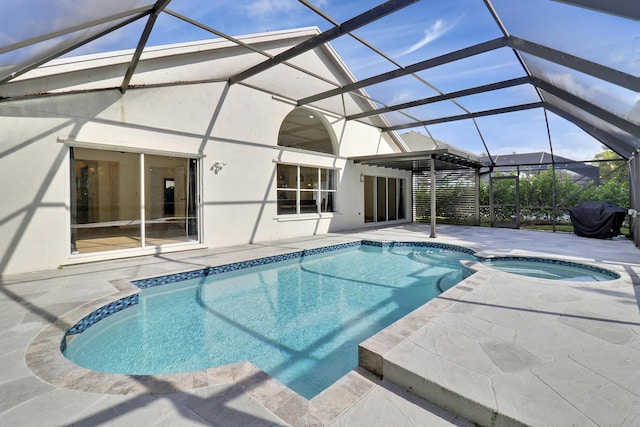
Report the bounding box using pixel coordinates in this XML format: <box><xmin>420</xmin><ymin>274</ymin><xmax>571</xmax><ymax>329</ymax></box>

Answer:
<box><xmin>480</xmin><ymin>258</ymin><xmax>618</xmax><ymax>282</ymax></box>
<box><xmin>64</xmin><ymin>244</ymin><xmax>474</xmax><ymax>399</ymax></box>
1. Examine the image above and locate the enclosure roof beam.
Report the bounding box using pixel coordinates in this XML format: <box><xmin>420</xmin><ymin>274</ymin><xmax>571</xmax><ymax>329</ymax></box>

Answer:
<box><xmin>298</xmin><ymin>37</ymin><xmax>507</xmax><ymax>106</ymax></box>
<box><xmin>0</xmin><ymin>7</ymin><xmax>152</xmax><ymax>56</ymax></box>
<box><xmin>533</xmin><ymin>78</ymin><xmax>640</xmax><ymax>139</ymax></box>
<box><xmin>298</xmin><ymin>0</ymin><xmax>406</xmax><ymax>70</ymax></box>
<box><xmin>228</xmin><ymin>0</ymin><xmax>418</xmax><ymax>85</ymax></box>
<box><xmin>545</xmin><ymin>104</ymin><xmax>635</xmax><ymax>159</ymax></box>
<box><xmin>0</xmin><ymin>12</ymin><xmax>148</xmax><ymax>85</ymax></box>
<box><xmin>164</xmin><ymin>9</ymin><xmax>344</xmax><ymax>88</ymax></box>
<box><xmin>507</xmin><ymin>37</ymin><xmax>639</xmax><ymax>92</ymax></box>
<box><xmin>381</xmin><ymin>102</ymin><xmax>543</xmax><ymax>132</ymax></box>
<box><xmin>347</xmin><ymin>76</ymin><xmax>531</xmax><ymax>121</ymax></box>
<box><xmin>120</xmin><ymin>0</ymin><xmax>172</xmax><ymax>94</ymax></box>
<box><xmin>552</xmin><ymin>0</ymin><xmax>640</xmax><ymax>20</ymax></box>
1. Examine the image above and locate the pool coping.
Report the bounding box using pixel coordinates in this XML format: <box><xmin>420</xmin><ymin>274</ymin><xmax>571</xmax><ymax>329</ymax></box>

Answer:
<box><xmin>25</xmin><ymin>239</ymin><xmax>627</xmax><ymax>426</ymax></box>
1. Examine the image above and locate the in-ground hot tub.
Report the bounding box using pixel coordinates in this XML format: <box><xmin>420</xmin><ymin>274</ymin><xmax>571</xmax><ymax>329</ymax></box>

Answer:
<box><xmin>478</xmin><ymin>256</ymin><xmax>619</xmax><ymax>282</ymax></box>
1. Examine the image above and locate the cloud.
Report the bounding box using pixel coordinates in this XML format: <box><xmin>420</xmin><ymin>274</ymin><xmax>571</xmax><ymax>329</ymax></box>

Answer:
<box><xmin>388</xmin><ymin>89</ymin><xmax>415</xmax><ymax>105</ymax></box>
<box><xmin>244</xmin><ymin>0</ymin><xmax>300</xmax><ymax>20</ymax></box>
<box><xmin>0</xmin><ymin>32</ymin><xmax>16</xmax><ymax>47</ymax></box>
<box><xmin>400</xmin><ymin>18</ymin><xmax>454</xmax><ymax>56</ymax></box>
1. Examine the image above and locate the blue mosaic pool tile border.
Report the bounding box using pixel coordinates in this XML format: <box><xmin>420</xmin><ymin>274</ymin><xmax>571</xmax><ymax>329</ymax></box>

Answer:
<box><xmin>478</xmin><ymin>255</ymin><xmax>620</xmax><ymax>279</ymax></box>
<box><xmin>361</xmin><ymin>240</ymin><xmax>475</xmax><ymax>255</ymax></box>
<box><xmin>131</xmin><ymin>242</ymin><xmax>364</xmax><ymax>290</ymax></box>
<box><xmin>302</xmin><ymin>241</ymin><xmax>362</xmax><ymax>256</ymax></box>
<box><xmin>62</xmin><ymin>294</ymin><xmax>139</xmax><ymax>350</ymax></box>
<box><xmin>62</xmin><ymin>239</ymin><xmax>620</xmax><ymax>353</ymax></box>
<box><xmin>62</xmin><ymin>240</ymin><xmax>476</xmax><ymax>346</ymax></box>
<box><xmin>132</xmin><ymin>251</ymin><xmax>304</xmax><ymax>289</ymax></box>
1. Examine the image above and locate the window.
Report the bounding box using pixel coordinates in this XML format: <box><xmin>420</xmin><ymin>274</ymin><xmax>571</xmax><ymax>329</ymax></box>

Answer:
<box><xmin>70</xmin><ymin>147</ymin><xmax>198</xmax><ymax>254</ymax></box>
<box><xmin>278</xmin><ymin>108</ymin><xmax>335</xmax><ymax>155</ymax></box>
<box><xmin>277</xmin><ymin>164</ymin><xmax>336</xmax><ymax>215</ymax></box>
<box><xmin>364</xmin><ymin>176</ymin><xmax>406</xmax><ymax>223</ymax></box>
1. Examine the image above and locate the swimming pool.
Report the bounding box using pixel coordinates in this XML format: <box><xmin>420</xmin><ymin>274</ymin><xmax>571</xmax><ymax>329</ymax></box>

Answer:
<box><xmin>62</xmin><ymin>240</ymin><xmax>619</xmax><ymax>399</ymax></box>
<box><xmin>63</xmin><ymin>241</ymin><xmax>474</xmax><ymax>399</ymax></box>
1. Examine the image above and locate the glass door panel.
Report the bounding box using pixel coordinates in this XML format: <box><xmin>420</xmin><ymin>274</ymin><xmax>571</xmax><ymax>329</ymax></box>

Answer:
<box><xmin>364</xmin><ymin>176</ymin><xmax>375</xmax><ymax>223</ymax></box>
<box><xmin>377</xmin><ymin>177</ymin><xmax>387</xmax><ymax>222</ymax></box>
<box><xmin>144</xmin><ymin>155</ymin><xmax>197</xmax><ymax>245</ymax></box>
<box><xmin>398</xmin><ymin>179</ymin><xmax>405</xmax><ymax>219</ymax></box>
<box><xmin>71</xmin><ymin>148</ymin><xmax>140</xmax><ymax>254</ymax></box>
<box><xmin>388</xmin><ymin>178</ymin><xmax>397</xmax><ymax>220</ymax></box>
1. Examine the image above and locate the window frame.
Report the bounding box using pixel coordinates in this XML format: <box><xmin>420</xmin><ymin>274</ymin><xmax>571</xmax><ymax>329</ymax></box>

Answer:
<box><xmin>66</xmin><ymin>142</ymin><xmax>202</xmax><ymax>256</ymax></box>
<box><xmin>364</xmin><ymin>175</ymin><xmax>406</xmax><ymax>224</ymax></box>
<box><xmin>276</xmin><ymin>163</ymin><xmax>338</xmax><ymax>216</ymax></box>
<box><xmin>277</xmin><ymin>108</ymin><xmax>336</xmax><ymax>155</ymax></box>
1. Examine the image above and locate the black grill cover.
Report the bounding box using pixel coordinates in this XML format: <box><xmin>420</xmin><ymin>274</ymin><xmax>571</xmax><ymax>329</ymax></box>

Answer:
<box><xmin>569</xmin><ymin>201</ymin><xmax>625</xmax><ymax>239</ymax></box>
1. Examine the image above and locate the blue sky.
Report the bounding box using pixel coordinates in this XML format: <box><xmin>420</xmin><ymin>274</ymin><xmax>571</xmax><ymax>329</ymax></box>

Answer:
<box><xmin>4</xmin><ymin>0</ymin><xmax>637</xmax><ymax>160</ymax></box>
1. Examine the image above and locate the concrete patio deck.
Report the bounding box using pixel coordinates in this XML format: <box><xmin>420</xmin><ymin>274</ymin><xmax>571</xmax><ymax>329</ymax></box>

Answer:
<box><xmin>1</xmin><ymin>224</ymin><xmax>639</xmax><ymax>426</ymax></box>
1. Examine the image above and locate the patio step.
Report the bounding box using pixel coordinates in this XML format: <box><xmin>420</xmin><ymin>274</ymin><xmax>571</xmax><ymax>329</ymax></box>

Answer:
<box><xmin>381</xmin><ymin>342</ymin><xmax>526</xmax><ymax>427</ymax></box>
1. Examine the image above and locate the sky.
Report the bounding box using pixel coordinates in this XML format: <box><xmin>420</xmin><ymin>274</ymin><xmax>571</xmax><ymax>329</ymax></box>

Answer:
<box><xmin>2</xmin><ymin>0</ymin><xmax>637</xmax><ymax>161</ymax></box>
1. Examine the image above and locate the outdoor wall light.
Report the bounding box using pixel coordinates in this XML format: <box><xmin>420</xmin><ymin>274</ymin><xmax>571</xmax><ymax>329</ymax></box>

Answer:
<box><xmin>211</xmin><ymin>161</ymin><xmax>226</xmax><ymax>174</ymax></box>
<box><xmin>360</xmin><ymin>173</ymin><xmax>365</xmax><ymax>182</ymax></box>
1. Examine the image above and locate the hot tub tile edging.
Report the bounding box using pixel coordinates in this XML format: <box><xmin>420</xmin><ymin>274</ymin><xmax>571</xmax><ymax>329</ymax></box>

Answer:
<box><xmin>476</xmin><ymin>255</ymin><xmax>620</xmax><ymax>279</ymax></box>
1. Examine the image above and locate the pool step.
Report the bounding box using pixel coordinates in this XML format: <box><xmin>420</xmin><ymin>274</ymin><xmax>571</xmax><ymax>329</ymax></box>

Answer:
<box><xmin>382</xmin><ymin>340</ymin><xmax>527</xmax><ymax>427</ymax></box>
<box><xmin>358</xmin><ymin>268</ymin><xmax>530</xmax><ymax>427</ymax></box>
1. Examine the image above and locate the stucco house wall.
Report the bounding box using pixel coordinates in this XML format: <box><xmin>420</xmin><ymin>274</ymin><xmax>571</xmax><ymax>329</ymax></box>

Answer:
<box><xmin>0</xmin><ymin>29</ymin><xmax>411</xmax><ymax>276</ymax></box>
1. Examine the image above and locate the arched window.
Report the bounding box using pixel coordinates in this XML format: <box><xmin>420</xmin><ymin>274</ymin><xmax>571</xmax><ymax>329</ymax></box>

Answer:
<box><xmin>276</xmin><ymin>109</ymin><xmax>337</xmax><ymax>216</ymax></box>
<box><xmin>278</xmin><ymin>108</ymin><xmax>335</xmax><ymax>155</ymax></box>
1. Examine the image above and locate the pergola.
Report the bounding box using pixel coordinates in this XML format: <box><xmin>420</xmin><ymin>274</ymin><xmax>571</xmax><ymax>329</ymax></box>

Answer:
<box><xmin>352</xmin><ymin>148</ymin><xmax>487</xmax><ymax>237</ymax></box>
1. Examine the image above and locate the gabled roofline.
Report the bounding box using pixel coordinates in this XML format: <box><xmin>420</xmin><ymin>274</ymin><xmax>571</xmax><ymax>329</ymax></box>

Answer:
<box><xmin>12</xmin><ymin>27</ymin><xmax>323</xmax><ymax>82</ymax></box>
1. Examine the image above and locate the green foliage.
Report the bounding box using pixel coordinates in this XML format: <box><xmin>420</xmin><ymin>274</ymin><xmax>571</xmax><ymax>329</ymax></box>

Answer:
<box><xmin>420</xmin><ymin>150</ymin><xmax>629</xmax><ymax>229</ymax></box>
<box><xmin>594</xmin><ymin>148</ymin><xmax>628</xmax><ymax>188</ymax></box>
<box><xmin>435</xmin><ymin>177</ymin><xmax>471</xmax><ymax>219</ymax></box>
<box><xmin>480</xmin><ymin>162</ymin><xmax>629</xmax><ymax>225</ymax></box>
<box><xmin>414</xmin><ymin>181</ymin><xmax>428</xmax><ymax>221</ymax></box>
<box><xmin>579</xmin><ymin>180</ymin><xmax>629</xmax><ymax>210</ymax></box>
<box><xmin>415</xmin><ymin>176</ymin><xmax>477</xmax><ymax>224</ymax></box>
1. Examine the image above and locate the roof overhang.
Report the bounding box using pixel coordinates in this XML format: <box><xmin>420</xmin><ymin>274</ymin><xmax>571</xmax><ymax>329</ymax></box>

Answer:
<box><xmin>350</xmin><ymin>148</ymin><xmax>487</xmax><ymax>172</ymax></box>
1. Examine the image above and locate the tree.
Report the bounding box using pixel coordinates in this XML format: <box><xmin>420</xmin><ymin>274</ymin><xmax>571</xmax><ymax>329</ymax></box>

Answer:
<box><xmin>580</xmin><ymin>180</ymin><xmax>629</xmax><ymax>210</ymax></box>
<box><xmin>474</xmin><ymin>149</ymin><xmax>630</xmax><ymax>225</ymax></box>
<box><xmin>594</xmin><ymin>148</ymin><xmax>628</xmax><ymax>188</ymax></box>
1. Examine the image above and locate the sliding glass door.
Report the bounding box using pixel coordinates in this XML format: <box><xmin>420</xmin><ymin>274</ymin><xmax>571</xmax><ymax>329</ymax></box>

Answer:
<box><xmin>363</xmin><ymin>175</ymin><xmax>406</xmax><ymax>224</ymax></box>
<box><xmin>71</xmin><ymin>148</ymin><xmax>198</xmax><ymax>254</ymax></box>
